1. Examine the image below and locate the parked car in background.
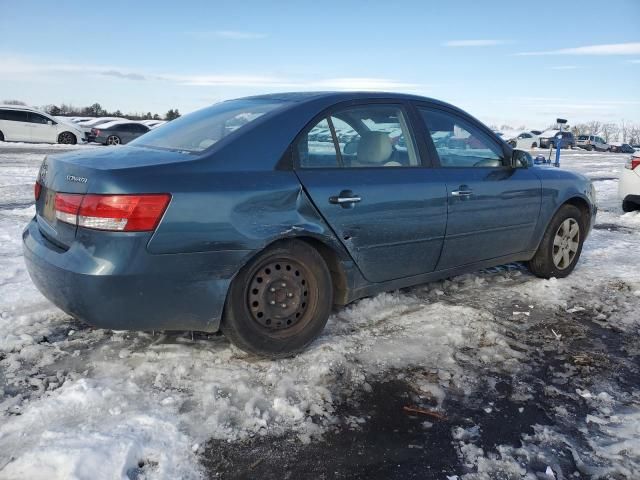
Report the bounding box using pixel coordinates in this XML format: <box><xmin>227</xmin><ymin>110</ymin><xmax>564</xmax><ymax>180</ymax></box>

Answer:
<box><xmin>23</xmin><ymin>92</ymin><xmax>596</xmax><ymax>358</ymax></box>
<box><xmin>539</xmin><ymin>130</ymin><xmax>575</xmax><ymax>149</ymax></box>
<box><xmin>530</xmin><ymin>130</ymin><xmax>543</xmax><ymax>136</ymax></box>
<box><xmin>141</xmin><ymin>120</ymin><xmax>167</xmax><ymax>128</ymax></box>
<box><xmin>619</xmin><ymin>151</ymin><xmax>640</xmax><ymax>212</ymax></box>
<box><xmin>576</xmin><ymin>135</ymin><xmax>609</xmax><ymax>152</ymax></box>
<box><xmin>0</xmin><ymin>105</ymin><xmax>86</xmax><ymax>144</ymax></box>
<box><xmin>609</xmin><ymin>143</ymin><xmax>635</xmax><ymax>154</ymax></box>
<box><xmin>90</xmin><ymin>121</ymin><xmax>150</xmax><ymax>145</ymax></box>
<box><xmin>504</xmin><ymin>131</ymin><xmax>540</xmax><ymax>149</ymax></box>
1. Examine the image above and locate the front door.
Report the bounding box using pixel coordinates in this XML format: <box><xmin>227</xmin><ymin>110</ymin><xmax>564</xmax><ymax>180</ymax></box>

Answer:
<box><xmin>295</xmin><ymin>103</ymin><xmax>448</xmax><ymax>283</ymax></box>
<box><xmin>28</xmin><ymin>112</ymin><xmax>57</xmax><ymax>143</ymax></box>
<box><xmin>416</xmin><ymin>105</ymin><xmax>542</xmax><ymax>270</ymax></box>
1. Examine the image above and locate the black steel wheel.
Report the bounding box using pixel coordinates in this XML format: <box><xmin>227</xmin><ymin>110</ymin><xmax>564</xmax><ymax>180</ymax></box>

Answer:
<box><xmin>58</xmin><ymin>131</ymin><xmax>76</xmax><ymax>145</ymax></box>
<box><xmin>222</xmin><ymin>240</ymin><xmax>333</xmax><ymax>358</ymax></box>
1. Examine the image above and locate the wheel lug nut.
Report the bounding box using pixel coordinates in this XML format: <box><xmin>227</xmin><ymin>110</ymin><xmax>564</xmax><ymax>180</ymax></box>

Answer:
<box><xmin>287</xmin><ymin>293</ymin><xmax>293</xmax><ymax>298</ymax></box>
<box><xmin>270</xmin><ymin>287</ymin><xmax>276</xmax><ymax>292</ymax></box>
<box><xmin>281</xmin><ymin>303</ymin><xmax>287</xmax><ymax>308</ymax></box>
<box><xmin>270</xmin><ymin>300</ymin><xmax>276</xmax><ymax>305</ymax></box>
<box><xmin>281</xmin><ymin>283</ymin><xmax>286</xmax><ymax>288</ymax></box>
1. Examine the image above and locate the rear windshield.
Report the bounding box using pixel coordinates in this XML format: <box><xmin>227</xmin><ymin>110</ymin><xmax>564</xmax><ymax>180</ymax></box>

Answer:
<box><xmin>578</xmin><ymin>135</ymin><xmax>589</xmax><ymax>140</ymax></box>
<box><xmin>131</xmin><ymin>99</ymin><xmax>288</xmax><ymax>153</ymax></box>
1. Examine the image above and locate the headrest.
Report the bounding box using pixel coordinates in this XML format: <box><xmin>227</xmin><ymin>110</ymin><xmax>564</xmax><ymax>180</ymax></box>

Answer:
<box><xmin>357</xmin><ymin>132</ymin><xmax>392</xmax><ymax>164</ymax></box>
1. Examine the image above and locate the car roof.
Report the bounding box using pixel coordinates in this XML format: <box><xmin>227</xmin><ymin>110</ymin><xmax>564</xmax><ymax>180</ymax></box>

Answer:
<box><xmin>243</xmin><ymin>91</ymin><xmax>452</xmax><ymax>106</ymax></box>
<box><xmin>99</xmin><ymin>120</ymin><xmax>145</xmax><ymax>129</ymax></box>
<box><xmin>0</xmin><ymin>104</ymin><xmax>42</xmax><ymax>112</ymax></box>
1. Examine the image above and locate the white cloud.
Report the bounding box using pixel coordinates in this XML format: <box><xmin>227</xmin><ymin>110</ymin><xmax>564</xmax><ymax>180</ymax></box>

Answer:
<box><xmin>443</xmin><ymin>40</ymin><xmax>505</xmax><ymax>47</ymax></box>
<box><xmin>517</xmin><ymin>42</ymin><xmax>640</xmax><ymax>56</ymax></box>
<box><xmin>0</xmin><ymin>55</ymin><xmax>421</xmax><ymax>91</ymax></box>
<box><xmin>186</xmin><ymin>30</ymin><xmax>267</xmax><ymax>40</ymax></box>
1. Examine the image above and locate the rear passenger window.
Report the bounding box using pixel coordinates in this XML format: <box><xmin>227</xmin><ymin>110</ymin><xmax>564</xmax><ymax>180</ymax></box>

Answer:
<box><xmin>297</xmin><ymin>118</ymin><xmax>339</xmax><ymax>168</ymax></box>
<box><xmin>0</xmin><ymin>109</ymin><xmax>29</xmax><ymax>122</ymax></box>
<box><xmin>418</xmin><ymin>108</ymin><xmax>505</xmax><ymax>168</ymax></box>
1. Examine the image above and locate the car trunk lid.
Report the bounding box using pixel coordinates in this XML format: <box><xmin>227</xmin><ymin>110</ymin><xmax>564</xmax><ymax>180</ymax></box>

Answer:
<box><xmin>35</xmin><ymin>146</ymin><xmax>194</xmax><ymax>248</ymax></box>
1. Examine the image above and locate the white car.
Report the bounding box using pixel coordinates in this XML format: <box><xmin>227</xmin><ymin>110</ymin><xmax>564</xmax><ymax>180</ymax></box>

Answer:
<box><xmin>505</xmin><ymin>131</ymin><xmax>540</xmax><ymax>149</ymax></box>
<box><xmin>619</xmin><ymin>152</ymin><xmax>640</xmax><ymax>212</ymax></box>
<box><xmin>0</xmin><ymin>105</ymin><xmax>86</xmax><ymax>144</ymax></box>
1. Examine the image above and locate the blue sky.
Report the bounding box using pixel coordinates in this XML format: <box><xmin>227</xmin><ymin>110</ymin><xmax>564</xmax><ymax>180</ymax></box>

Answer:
<box><xmin>1</xmin><ymin>0</ymin><xmax>639</xmax><ymax>127</ymax></box>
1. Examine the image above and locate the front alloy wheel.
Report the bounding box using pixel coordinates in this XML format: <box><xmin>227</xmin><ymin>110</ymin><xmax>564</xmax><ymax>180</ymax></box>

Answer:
<box><xmin>58</xmin><ymin>132</ymin><xmax>76</xmax><ymax>144</ymax></box>
<box><xmin>527</xmin><ymin>204</ymin><xmax>585</xmax><ymax>278</ymax></box>
<box><xmin>552</xmin><ymin>218</ymin><xmax>580</xmax><ymax>270</ymax></box>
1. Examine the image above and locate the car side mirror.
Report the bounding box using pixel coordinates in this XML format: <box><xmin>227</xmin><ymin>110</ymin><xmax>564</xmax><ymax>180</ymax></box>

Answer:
<box><xmin>511</xmin><ymin>149</ymin><xmax>533</xmax><ymax>168</ymax></box>
<box><xmin>47</xmin><ymin>120</ymin><xmax>53</xmax><ymax>125</ymax></box>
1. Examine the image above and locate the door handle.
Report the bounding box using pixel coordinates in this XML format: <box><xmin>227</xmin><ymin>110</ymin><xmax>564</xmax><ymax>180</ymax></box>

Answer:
<box><xmin>329</xmin><ymin>190</ymin><xmax>361</xmax><ymax>208</ymax></box>
<box><xmin>451</xmin><ymin>185</ymin><xmax>473</xmax><ymax>198</ymax></box>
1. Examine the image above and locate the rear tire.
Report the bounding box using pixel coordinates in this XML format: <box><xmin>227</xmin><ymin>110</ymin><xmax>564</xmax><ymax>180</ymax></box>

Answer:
<box><xmin>526</xmin><ymin>204</ymin><xmax>585</xmax><ymax>279</ymax></box>
<box><xmin>622</xmin><ymin>200</ymin><xmax>638</xmax><ymax>212</ymax></box>
<box><xmin>58</xmin><ymin>131</ymin><xmax>76</xmax><ymax>145</ymax></box>
<box><xmin>531</xmin><ymin>142</ymin><xmax>537</xmax><ymax>148</ymax></box>
<box><xmin>106</xmin><ymin>135</ymin><xmax>121</xmax><ymax>145</ymax></box>
<box><xmin>0</xmin><ymin>131</ymin><xmax>4</xmax><ymax>142</ymax></box>
<box><xmin>222</xmin><ymin>240</ymin><xmax>333</xmax><ymax>358</ymax></box>
<box><xmin>587</xmin><ymin>145</ymin><xmax>594</xmax><ymax>151</ymax></box>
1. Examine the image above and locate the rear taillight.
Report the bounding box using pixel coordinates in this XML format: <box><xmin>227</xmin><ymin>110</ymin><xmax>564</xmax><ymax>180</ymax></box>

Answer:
<box><xmin>34</xmin><ymin>181</ymin><xmax>42</xmax><ymax>201</ymax></box>
<box><xmin>626</xmin><ymin>157</ymin><xmax>640</xmax><ymax>170</ymax></box>
<box><xmin>53</xmin><ymin>193</ymin><xmax>170</xmax><ymax>231</ymax></box>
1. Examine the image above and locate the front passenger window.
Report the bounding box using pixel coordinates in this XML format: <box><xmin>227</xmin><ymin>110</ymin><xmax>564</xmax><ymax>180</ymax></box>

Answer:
<box><xmin>419</xmin><ymin>108</ymin><xmax>505</xmax><ymax>168</ymax></box>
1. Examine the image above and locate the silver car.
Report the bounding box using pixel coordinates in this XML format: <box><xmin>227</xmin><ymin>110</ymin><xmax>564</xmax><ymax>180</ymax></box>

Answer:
<box><xmin>90</xmin><ymin>122</ymin><xmax>150</xmax><ymax>145</ymax></box>
<box><xmin>576</xmin><ymin>135</ymin><xmax>609</xmax><ymax>152</ymax></box>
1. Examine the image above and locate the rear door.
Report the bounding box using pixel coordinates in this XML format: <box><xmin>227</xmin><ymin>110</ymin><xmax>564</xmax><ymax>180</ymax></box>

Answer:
<box><xmin>295</xmin><ymin>102</ymin><xmax>447</xmax><ymax>283</ymax></box>
<box><xmin>0</xmin><ymin>109</ymin><xmax>31</xmax><ymax>141</ymax></box>
<box><xmin>415</xmin><ymin>104</ymin><xmax>542</xmax><ymax>270</ymax></box>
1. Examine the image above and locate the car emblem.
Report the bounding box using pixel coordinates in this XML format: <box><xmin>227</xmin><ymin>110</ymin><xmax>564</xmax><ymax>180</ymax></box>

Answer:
<box><xmin>66</xmin><ymin>175</ymin><xmax>88</xmax><ymax>184</ymax></box>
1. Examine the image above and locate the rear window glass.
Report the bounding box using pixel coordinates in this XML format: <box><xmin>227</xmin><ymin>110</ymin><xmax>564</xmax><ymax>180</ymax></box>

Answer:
<box><xmin>131</xmin><ymin>99</ymin><xmax>287</xmax><ymax>153</ymax></box>
<box><xmin>578</xmin><ymin>135</ymin><xmax>589</xmax><ymax>140</ymax></box>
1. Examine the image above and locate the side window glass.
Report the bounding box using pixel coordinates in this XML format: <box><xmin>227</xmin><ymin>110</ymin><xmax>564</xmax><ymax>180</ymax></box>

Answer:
<box><xmin>331</xmin><ymin>105</ymin><xmax>419</xmax><ymax>168</ymax></box>
<box><xmin>3</xmin><ymin>110</ymin><xmax>29</xmax><ymax>122</ymax></box>
<box><xmin>29</xmin><ymin>113</ymin><xmax>49</xmax><ymax>124</ymax></box>
<box><xmin>296</xmin><ymin>118</ymin><xmax>339</xmax><ymax>168</ymax></box>
<box><xmin>419</xmin><ymin>108</ymin><xmax>504</xmax><ymax>168</ymax></box>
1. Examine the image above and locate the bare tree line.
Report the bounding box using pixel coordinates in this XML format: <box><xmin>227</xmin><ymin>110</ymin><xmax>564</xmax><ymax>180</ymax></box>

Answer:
<box><xmin>568</xmin><ymin>121</ymin><xmax>640</xmax><ymax>145</ymax></box>
<box><xmin>2</xmin><ymin>99</ymin><xmax>180</xmax><ymax>121</ymax></box>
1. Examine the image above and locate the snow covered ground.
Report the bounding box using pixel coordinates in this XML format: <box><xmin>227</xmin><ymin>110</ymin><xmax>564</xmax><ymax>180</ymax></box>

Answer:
<box><xmin>0</xmin><ymin>144</ymin><xmax>638</xmax><ymax>479</ymax></box>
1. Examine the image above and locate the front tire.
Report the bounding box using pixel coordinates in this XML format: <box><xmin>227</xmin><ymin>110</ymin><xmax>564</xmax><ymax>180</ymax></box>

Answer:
<box><xmin>0</xmin><ymin>130</ymin><xmax>4</xmax><ymax>142</ymax></box>
<box><xmin>527</xmin><ymin>204</ymin><xmax>585</xmax><ymax>279</ymax></box>
<box><xmin>222</xmin><ymin>240</ymin><xmax>333</xmax><ymax>358</ymax></box>
<box><xmin>58</xmin><ymin>132</ymin><xmax>77</xmax><ymax>145</ymax></box>
<box><xmin>531</xmin><ymin>142</ymin><xmax>537</xmax><ymax>148</ymax></box>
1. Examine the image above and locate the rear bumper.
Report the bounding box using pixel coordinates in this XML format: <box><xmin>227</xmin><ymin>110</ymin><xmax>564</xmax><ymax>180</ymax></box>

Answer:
<box><xmin>22</xmin><ymin>218</ymin><xmax>252</xmax><ymax>332</ymax></box>
<box><xmin>619</xmin><ymin>168</ymin><xmax>640</xmax><ymax>201</ymax></box>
